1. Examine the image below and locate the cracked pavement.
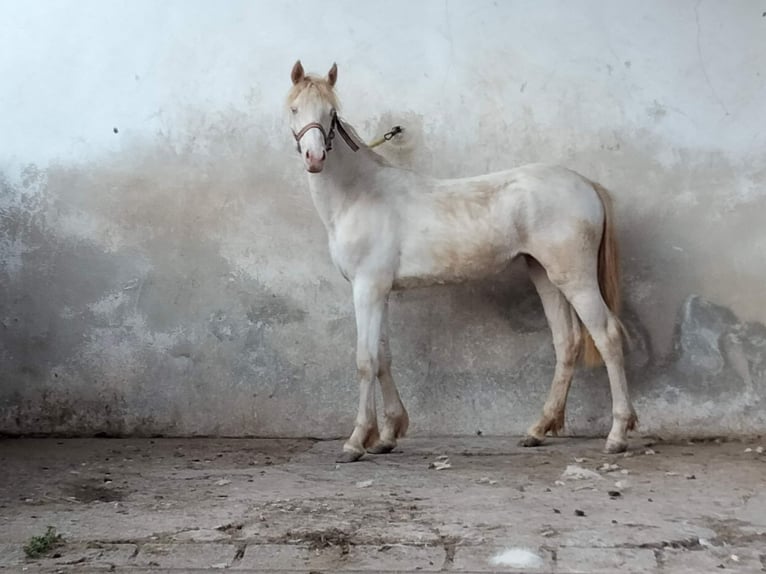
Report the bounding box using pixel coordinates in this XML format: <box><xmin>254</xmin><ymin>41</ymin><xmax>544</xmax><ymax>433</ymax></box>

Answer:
<box><xmin>1</xmin><ymin>436</ymin><xmax>765</xmax><ymax>572</ymax></box>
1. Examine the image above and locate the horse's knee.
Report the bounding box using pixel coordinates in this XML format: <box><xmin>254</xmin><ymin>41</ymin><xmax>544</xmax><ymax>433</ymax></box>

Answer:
<box><xmin>356</xmin><ymin>356</ymin><xmax>377</xmax><ymax>381</ymax></box>
<box><xmin>377</xmin><ymin>342</ymin><xmax>392</xmax><ymax>376</ymax></box>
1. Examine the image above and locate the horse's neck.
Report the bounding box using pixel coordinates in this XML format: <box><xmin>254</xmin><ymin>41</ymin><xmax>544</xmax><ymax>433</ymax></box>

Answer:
<box><xmin>307</xmin><ymin>128</ymin><xmax>382</xmax><ymax>232</ymax></box>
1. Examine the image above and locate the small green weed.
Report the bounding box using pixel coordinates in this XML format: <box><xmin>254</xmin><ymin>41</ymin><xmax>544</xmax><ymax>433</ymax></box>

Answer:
<box><xmin>23</xmin><ymin>526</ymin><xmax>63</xmax><ymax>559</ymax></box>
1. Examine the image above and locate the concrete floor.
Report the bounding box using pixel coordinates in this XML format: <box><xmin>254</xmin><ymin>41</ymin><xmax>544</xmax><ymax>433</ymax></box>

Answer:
<box><xmin>0</xmin><ymin>437</ymin><xmax>765</xmax><ymax>573</ymax></box>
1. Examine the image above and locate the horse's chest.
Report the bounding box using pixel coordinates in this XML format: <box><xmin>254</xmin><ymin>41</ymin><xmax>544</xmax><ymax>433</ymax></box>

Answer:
<box><xmin>328</xmin><ymin>238</ymin><xmax>354</xmax><ymax>281</ymax></box>
<box><xmin>327</xmin><ymin>218</ymin><xmax>395</xmax><ymax>282</ymax></box>
<box><xmin>327</xmin><ymin>230</ymin><xmax>371</xmax><ymax>282</ymax></box>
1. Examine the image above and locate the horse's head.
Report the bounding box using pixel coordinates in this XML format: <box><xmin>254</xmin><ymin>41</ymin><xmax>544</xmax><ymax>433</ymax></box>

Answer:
<box><xmin>286</xmin><ymin>60</ymin><xmax>340</xmax><ymax>173</ymax></box>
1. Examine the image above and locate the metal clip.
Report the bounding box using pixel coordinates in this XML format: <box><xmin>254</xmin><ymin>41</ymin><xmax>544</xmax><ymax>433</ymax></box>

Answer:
<box><xmin>383</xmin><ymin>126</ymin><xmax>403</xmax><ymax>141</ymax></box>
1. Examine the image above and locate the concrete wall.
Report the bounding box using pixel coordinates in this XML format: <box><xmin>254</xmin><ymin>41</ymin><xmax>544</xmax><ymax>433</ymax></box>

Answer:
<box><xmin>1</xmin><ymin>1</ymin><xmax>765</xmax><ymax>437</ymax></box>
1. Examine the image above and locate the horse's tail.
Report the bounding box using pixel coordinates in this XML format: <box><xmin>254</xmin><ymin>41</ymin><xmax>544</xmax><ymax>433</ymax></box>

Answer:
<box><xmin>581</xmin><ymin>180</ymin><xmax>623</xmax><ymax>367</ymax></box>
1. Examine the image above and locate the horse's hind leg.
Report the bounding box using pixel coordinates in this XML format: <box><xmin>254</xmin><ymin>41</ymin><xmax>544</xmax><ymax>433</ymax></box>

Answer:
<box><xmin>367</xmin><ymin>299</ymin><xmax>409</xmax><ymax>455</ymax></box>
<box><xmin>554</xmin><ymin>277</ymin><xmax>637</xmax><ymax>453</ymax></box>
<box><xmin>520</xmin><ymin>257</ymin><xmax>581</xmax><ymax>447</ymax></box>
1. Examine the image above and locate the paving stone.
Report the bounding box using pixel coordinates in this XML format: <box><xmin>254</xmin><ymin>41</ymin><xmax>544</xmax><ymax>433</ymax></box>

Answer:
<box><xmin>3</xmin><ymin>543</ymin><xmax>139</xmax><ymax>571</ymax></box>
<box><xmin>135</xmin><ymin>542</ymin><xmax>237</xmax><ymax>569</ymax></box>
<box><xmin>340</xmin><ymin>544</ymin><xmax>443</xmax><ymax>571</ymax></box>
<box><xmin>232</xmin><ymin>544</ymin><xmax>342</xmax><ymax>570</ymax></box>
<box><xmin>554</xmin><ymin>547</ymin><xmax>656</xmax><ymax>573</ymax></box>
<box><xmin>172</xmin><ymin>528</ymin><xmax>231</xmax><ymax>542</ymax></box>
<box><xmin>54</xmin><ymin>543</ymin><xmax>137</xmax><ymax>568</ymax></box>
<box><xmin>234</xmin><ymin>543</ymin><xmax>442</xmax><ymax>571</ymax></box>
<box><xmin>663</xmin><ymin>546</ymin><xmax>763</xmax><ymax>573</ymax></box>
<box><xmin>0</xmin><ymin>544</ymin><xmax>24</xmax><ymax>567</ymax></box>
<box><xmin>556</xmin><ymin>523</ymin><xmax>718</xmax><ymax>549</ymax></box>
<box><xmin>661</xmin><ymin>548</ymin><xmax>726</xmax><ymax>572</ymax></box>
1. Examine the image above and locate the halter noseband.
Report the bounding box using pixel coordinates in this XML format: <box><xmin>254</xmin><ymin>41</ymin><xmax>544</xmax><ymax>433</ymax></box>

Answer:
<box><xmin>293</xmin><ymin>109</ymin><xmax>359</xmax><ymax>154</ymax></box>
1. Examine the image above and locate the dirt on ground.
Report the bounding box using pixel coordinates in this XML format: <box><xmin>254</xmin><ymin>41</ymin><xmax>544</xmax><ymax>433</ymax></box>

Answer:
<box><xmin>0</xmin><ymin>436</ymin><xmax>765</xmax><ymax>573</ymax></box>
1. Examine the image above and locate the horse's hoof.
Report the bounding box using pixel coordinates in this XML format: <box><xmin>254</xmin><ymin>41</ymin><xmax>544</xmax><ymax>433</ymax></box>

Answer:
<box><xmin>518</xmin><ymin>435</ymin><xmax>544</xmax><ymax>447</ymax></box>
<box><xmin>367</xmin><ymin>441</ymin><xmax>396</xmax><ymax>455</ymax></box>
<box><xmin>336</xmin><ymin>450</ymin><xmax>364</xmax><ymax>463</ymax></box>
<box><xmin>604</xmin><ymin>439</ymin><xmax>628</xmax><ymax>454</ymax></box>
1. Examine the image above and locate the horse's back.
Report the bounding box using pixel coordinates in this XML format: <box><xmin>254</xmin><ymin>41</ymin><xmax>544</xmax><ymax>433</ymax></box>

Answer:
<box><xmin>392</xmin><ymin>163</ymin><xmax>602</xmax><ymax>288</ymax></box>
<box><xmin>423</xmin><ymin>162</ymin><xmax>603</xmax><ymax>238</ymax></box>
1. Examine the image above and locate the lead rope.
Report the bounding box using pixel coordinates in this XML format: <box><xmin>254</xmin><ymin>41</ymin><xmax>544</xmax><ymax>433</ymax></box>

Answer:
<box><xmin>368</xmin><ymin>125</ymin><xmax>403</xmax><ymax>149</ymax></box>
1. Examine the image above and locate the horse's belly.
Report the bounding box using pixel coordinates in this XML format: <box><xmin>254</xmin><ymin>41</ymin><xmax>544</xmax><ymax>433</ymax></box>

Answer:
<box><xmin>393</xmin><ymin>231</ymin><xmax>516</xmax><ymax>290</ymax></box>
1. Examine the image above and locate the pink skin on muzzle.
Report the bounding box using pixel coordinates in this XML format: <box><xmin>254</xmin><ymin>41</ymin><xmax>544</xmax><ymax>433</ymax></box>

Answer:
<box><xmin>305</xmin><ymin>148</ymin><xmax>326</xmax><ymax>173</ymax></box>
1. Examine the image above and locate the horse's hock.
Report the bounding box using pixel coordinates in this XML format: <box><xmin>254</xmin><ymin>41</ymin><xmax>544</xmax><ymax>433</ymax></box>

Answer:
<box><xmin>1</xmin><ymin>2</ymin><xmax>765</xmax><ymax>441</ymax></box>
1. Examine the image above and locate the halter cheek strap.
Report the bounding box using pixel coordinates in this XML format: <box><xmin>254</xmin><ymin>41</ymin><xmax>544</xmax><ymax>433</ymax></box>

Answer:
<box><xmin>293</xmin><ymin>109</ymin><xmax>359</xmax><ymax>154</ymax></box>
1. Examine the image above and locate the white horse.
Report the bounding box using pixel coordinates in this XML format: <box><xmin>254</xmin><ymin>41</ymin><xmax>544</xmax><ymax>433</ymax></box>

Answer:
<box><xmin>286</xmin><ymin>61</ymin><xmax>637</xmax><ymax>462</ymax></box>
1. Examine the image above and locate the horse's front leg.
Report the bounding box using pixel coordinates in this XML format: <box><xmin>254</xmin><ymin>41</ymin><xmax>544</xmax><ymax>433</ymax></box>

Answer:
<box><xmin>367</xmin><ymin>298</ymin><xmax>409</xmax><ymax>454</ymax></box>
<box><xmin>337</xmin><ymin>277</ymin><xmax>388</xmax><ymax>463</ymax></box>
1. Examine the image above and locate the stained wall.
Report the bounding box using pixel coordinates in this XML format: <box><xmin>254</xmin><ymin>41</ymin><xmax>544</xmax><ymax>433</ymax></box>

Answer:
<box><xmin>1</xmin><ymin>1</ymin><xmax>764</xmax><ymax>437</ymax></box>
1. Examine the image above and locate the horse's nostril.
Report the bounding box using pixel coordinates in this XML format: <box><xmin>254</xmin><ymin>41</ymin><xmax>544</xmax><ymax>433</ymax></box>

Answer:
<box><xmin>321</xmin><ymin>150</ymin><xmax>326</xmax><ymax>161</ymax></box>
<box><xmin>305</xmin><ymin>150</ymin><xmax>310</xmax><ymax>159</ymax></box>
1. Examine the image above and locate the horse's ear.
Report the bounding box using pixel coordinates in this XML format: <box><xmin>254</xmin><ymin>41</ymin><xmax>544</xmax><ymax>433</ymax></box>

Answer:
<box><xmin>327</xmin><ymin>62</ymin><xmax>338</xmax><ymax>87</ymax></box>
<box><xmin>291</xmin><ymin>60</ymin><xmax>305</xmax><ymax>85</ymax></box>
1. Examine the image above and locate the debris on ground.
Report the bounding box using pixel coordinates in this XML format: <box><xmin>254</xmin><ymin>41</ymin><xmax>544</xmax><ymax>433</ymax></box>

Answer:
<box><xmin>23</xmin><ymin>526</ymin><xmax>64</xmax><ymax>559</ymax></box>
<box><xmin>608</xmin><ymin>490</ymin><xmax>622</xmax><ymax>498</ymax></box>
<box><xmin>598</xmin><ymin>463</ymin><xmax>621</xmax><ymax>473</ymax></box>
<box><xmin>644</xmin><ymin>448</ymin><xmax>656</xmax><ymax>455</ymax></box>
<box><xmin>488</xmin><ymin>547</ymin><xmax>544</xmax><ymax>569</ymax></box>
<box><xmin>756</xmin><ymin>446</ymin><xmax>764</xmax><ymax>454</ymax></box>
<box><xmin>428</xmin><ymin>455</ymin><xmax>452</xmax><ymax>470</ymax></box>
<box><xmin>574</xmin><ymin>509</ymin><xmax>586</xmax><ymax>517</ymax></box>
<box><xmin>215</xmin><ymin>479</ymin><xmax>231</xmax><ymax>486</ymax></box>
<box><xmin>539</xmin><ymin>525</ymin><xmax>557</xmax><ymax>537</ymax></box>
<box><xmin>477</xmin><ymin>476</ymin><xmax>498</xmax><ymax>485</ymax></box>
<box><xmin>561</xmin><ymin>464</ymin><xmax>603</xmax><ymax>481</ymax></box>
<box><xmin>355</xmin><ymin>479</ymin><xmax>373</xmax><ymax>488</ymax></box>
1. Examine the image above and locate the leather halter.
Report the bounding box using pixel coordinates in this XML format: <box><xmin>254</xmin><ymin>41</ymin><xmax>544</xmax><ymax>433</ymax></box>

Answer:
<box><xmin>293</xmin><ymin>109</ymin><xmax>359</xmax><ymax>154</ymax></box>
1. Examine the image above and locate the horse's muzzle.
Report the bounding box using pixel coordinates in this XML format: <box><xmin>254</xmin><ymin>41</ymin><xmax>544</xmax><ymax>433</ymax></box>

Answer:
<box><xmin>305</xmin><ymin>150</ymin><xmax>326</xmax><ymax>173</ymax></box>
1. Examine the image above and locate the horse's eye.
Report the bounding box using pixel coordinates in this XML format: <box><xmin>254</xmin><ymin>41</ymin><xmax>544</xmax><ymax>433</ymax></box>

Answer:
<box><xmin>290</xmin><ymin>107</ymin><xmax>298</xmax><ymax>114</ymax></box>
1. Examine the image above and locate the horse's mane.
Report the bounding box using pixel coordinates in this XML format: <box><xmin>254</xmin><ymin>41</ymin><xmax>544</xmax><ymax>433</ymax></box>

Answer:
<box><xmin>285</xmin><ymin>75</ymin><xmax>340</xmax><ymax>110</ymax></box>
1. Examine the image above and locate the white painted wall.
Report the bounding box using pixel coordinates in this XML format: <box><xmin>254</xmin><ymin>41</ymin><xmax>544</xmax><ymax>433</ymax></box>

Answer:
<box><xmin>2</xmin><ymin>1</ymin><xmax>763</xmax><ymax>164</ymax></box>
